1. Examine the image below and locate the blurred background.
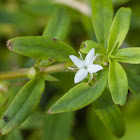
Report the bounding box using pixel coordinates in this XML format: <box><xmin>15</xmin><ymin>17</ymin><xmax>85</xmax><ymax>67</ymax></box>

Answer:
<box><xmin>0</xmin><ymin>0</ymin><xmax>140</xmax><ymax>139</ymax></box>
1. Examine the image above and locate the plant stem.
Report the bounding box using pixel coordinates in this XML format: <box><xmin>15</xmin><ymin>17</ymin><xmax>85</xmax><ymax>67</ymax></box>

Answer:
<box><xmin>0</xmin><ymin>69</ymin><xmax>28</xmax><ymax>80</ymax></box>
<box><xmin>0</xmin><ymin>63</ymin><xmax>70</xmax><ymax>80</ymax></box>
<box><xmin>39</xmin><ymin>63</ymin><xmax>68</xmax><ymax>73</ymax></box>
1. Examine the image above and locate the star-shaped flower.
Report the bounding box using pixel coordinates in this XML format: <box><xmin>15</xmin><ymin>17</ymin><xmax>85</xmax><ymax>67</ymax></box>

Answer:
<box><xmin>68</xmin><ymin>48</ymin><xmax>103</xmax><ymax>83</ymax></box>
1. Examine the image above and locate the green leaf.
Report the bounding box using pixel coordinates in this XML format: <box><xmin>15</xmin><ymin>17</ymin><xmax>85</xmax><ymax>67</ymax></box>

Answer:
<box><xmin>0</xmin><ymin>76</ymin><xmax>45</xmax><ymax>135</ymax></box>
<box><xmin>43</xmin><ymin>9</ymin><xmax>70</xmax><ymax>40</ymax></box>
<box><xmin>112</xmin><ymin>0</ymin><xmax>130</xmax><ymax>6</ymax></box>
<box><xmin>107</xmin><ymin>7</ymin><xmax>131</xmax><ymax>54</ymax></box>
<box><xmin>91</xmin><ymin>0</ymin><xmax>113</xmax><ymax>47</ymax></box>
<box><xmin>80</xmin><ymin>40</ymin><xmax>106</xmax><ymax>54</ymax></box>
<box><xmin>20</xmin><ymin>112</ymin><xmax>43</xmax><ymax>130</ymax></box>
<box><xmin>93</xmin><ymin>89</ymin><xmax>125</xmax><ymax>138</ymax></box>
<box><xmin>23</xmin><ymin>1</ymin><xmax>56</xmax><ymax>16</ymax></box>
<box><xmin>42</xmin><ymin>112</ymin><xmax>74</xmax><ymax>140</ymax></box>
<box><xmin>87</xmin><ymin>108</ymin><xmax>110</xmax><ymax>140</ymax></box>
<box><xmin>7</xmin><ymin>36</ymin><xmax>77</xmax><ymax>62</ymax></box>
<box><xmin>5</xmin><ymin>129</ymin><xmax>23</xmax><ymax>140</ymax></box>
<box><xmin>110</xmin><ymin>47</ymin><xmax>140</xmax><ymax>64</ymax></box>
<box><xmin>43</xmin><ymin>74</ymin><xmax>59</xmax><ymax>81</ymax></box>
<box><xmin>124</xmin><ymin>68</ymin><xmax>140</xmax><ymax>94</ymax></box>
<box><xmin>48</xmin><ymin>68</ymin><xmax>108</xmax><ymax>114</ymax></box>
<box><xmin>109</xmin><ymin>60</ymin><xmax>128</xmax><ymax>105</ymax></box>
<box><xmin>0</xmin><ymin>78</ymin><xmax>37</xmax><ymax>129</ymax></box>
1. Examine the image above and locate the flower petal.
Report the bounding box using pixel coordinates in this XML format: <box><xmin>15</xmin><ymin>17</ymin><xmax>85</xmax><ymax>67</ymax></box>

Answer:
<box><xmin>69</xmin><ymin>55</ymin><xmax>85</xmax><ymax>68</ymax></box>
<box><xmin>85</xmin><ymin>48</ymin><xmax>95</xmax><ymax>66</ymax></box>
<box><xmin>87</xmin><ymin>64</ymin><xmax>103</xmax><ymax>74</ymax></box>
<box><xmin>74</xmin><ymin>68</ymin><xmax>88</xmax><ymax>83</ymax></box>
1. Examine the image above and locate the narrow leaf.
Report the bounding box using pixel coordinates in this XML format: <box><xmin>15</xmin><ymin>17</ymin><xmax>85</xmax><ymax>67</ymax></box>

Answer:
<box><xmin>92</xmin><ymin>0</ymin><xmax>113</xmax><ymax>47</ymax></box>
<box><xmin>42</xmin><ymin>113</ymin><xmax>74</xmax><ymax>140</ymax></box>
<box><xmin>43</xmin><ymin>9</ymin><xmax>70</xmax><ymax>40</ymax></box>
<box><xmin>7</xmin><ymin>36</ymin><xmax>77</xmax><ymax>62</ymax></box>
<box><xmin>124</xmin><ymin>68</ymin><xmax>140</xmax><ymax>94</ymax></box>
<box><xmin>0</xmin><ymin>76</ymin><xmax>45</xmax><ymax>135</ymax></box>
<box><xmin>5</xmin><ymin>129</ymin><xmax>23</xmax><ymax>140</ymax></box>
<box><xmin>107</xmin><ymin>7</ymin><xmax>131</xmax><ymax>54</ymax></box>
<box><xmin>0</xmin><ymin>78</ymin><xmax>37</xmax><ymax>128</ymax></box>
<box><xmin>80</xmin><ymin>40</ymin><xmax>106</xmax><ymax>55</ymax></box>
<box><xmin>110</xmin><ymin>47</ymin><xmax>140</xmax><ymax>64</ymax></box>
<box><xmin>109</xmin><ymin>60</ymin><xmax>128</xmax><ymax>105</ymax></box>
<box><xmin>93</xmin><ymin>89</ymin><xmax>125</xmax><ymax>138</ymax></box>
<box><xmin>48</xmin><ymin>68</ymin><xmax>108</xmax><ymax>114</ymax></box>
<box><xmin>43</xmin><ymin>74</ymin><xmax>59</xmax><ymax>81</ymax></box>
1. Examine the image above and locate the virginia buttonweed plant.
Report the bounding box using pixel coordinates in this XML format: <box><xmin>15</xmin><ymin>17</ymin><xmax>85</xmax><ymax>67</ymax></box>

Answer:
<box><xmin>0</xmin><ymin>0</ymin><xmax>140</xmax><ymax>138</ymax></box>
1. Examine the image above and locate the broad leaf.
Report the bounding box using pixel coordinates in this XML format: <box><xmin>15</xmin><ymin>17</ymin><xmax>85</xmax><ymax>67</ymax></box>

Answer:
<box><xmin>109</xmin><ymin>60</ymin><xmax>128</xmax><ymax>105</ymax></box>
<box><xmin>43</xmin><ymin>9</ymin><xmax>70</xmax><ymax>40</ymax></box>
<box><xmin>48</xmin><ymin>68</ymin><xmax>108</xmax><ymax>114</ymax></box>
<box><xmin>80</xmin><ymin>40</ymin><xmax>106</xmax><ymax>55</ymax></box>
<box><xmin>124</xmin><ymin>68</ymin><xmax>140</xmax><ymax>94</ymax></box>
<box><xmin>110</xmin><ymin>48</ymin><xmax>140</xmax><ymax>64</ymax></box>
<box><xmin>107</xmin><ymin>7</ymin><xmax>131</xmax><ymax>54</ymax></box>
<box><xmin>92</xmin><ymin>0</ymin><xmax>113</xmax><ymax>47</ymax></box>
<box><xmin>7</xmin><ymin>36</ymin><xmax>77</xmax><ymax>62</ymax></box>
<box><xmin>93</xmin><ymin>89</ymin><xmax>125</xmax><ymax>138</ymax></box>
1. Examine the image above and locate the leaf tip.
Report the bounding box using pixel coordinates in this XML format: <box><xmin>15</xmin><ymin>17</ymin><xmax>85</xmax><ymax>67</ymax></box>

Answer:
<box><xmin>47</xmin><ymin>109</ymin><xmax>52</xmax><ymax>114</ymax></box>
<box><xmin>80</xmin><ymin>42</ymin><xmax>86</xmax><ymax>50</ymax></box>
<box><xmin>52</xmin><ymin>38</ymin><xmax>58</xmax><ymax>41</ymax></box>
<box><xmin>7</xmin><ymin>40</ymin><xmax>13</xmax><ymax>51</ymax></box>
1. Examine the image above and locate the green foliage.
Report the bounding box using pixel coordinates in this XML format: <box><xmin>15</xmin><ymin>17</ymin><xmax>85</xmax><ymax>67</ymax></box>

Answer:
<box><xmin>80</xmin><ymin>40</ymin><xmax>106</xmax><ymax>54</ymax></box>
<box><xmin>7</xmin><ymin>36</ymin><xmax>77</xmax><ymax>62</ymax></box>
<box><xmin>107</xmin><ymin>7</ymin><xmax>131</xmax><ymax>54</ymax></box>
<box><xmin>0</xmin><ymin>76</ymin><xmax>45</xmax><ymax>135</ymax></box>
<box><xmin>42</xmin><ymin>113</ymin><xmax>74</xmax><ymax>140</ymax></box>
<box><xmin>92</xmin><ymin>0</ymin><xmax>113</xmax><ymax>47</ymax></box>
<box><xmin>5</xmin><ymin>129</ymin><xmax>23</xmax><ymax>140</ymax></box>
<box><xmin>93</xmin><ymin>89</ymin><xmax>125</xmax><ymax>137</ymax></box>
<box><xmin>43</xmin><ymin>74</ymin><xmax>59</xmax><ymax>82</ymax></box>
<box><xmin>124</xmin><ymin>68</ymin><xmax>140</xmax><ymax>94</ymax></box>
<box><xmin>43</xmin><ymin>9</ymin><xmax>70</xmax><ymax>40</ymax></box>
<box><xmin>109</xmin><ymin>60</ymin><xmax>128</xmax><ymax>105</ymax></box>
<box><xmin>49</xmin><ymin>68</ymin><xmax>108</xmax><ymax>114</ymax></box>
<box><xmin>0</xmin><ymin>0</ymin><xmax>140</xmax><ymax>139</ymax></box>
<box><xmin>111</xmin><ymin>48</ymin><xmax>140</xmax><ymax>64</ymax></box>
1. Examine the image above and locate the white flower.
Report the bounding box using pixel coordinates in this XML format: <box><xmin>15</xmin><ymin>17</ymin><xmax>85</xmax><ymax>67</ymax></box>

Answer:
<box><xmin>68</xmin><ymin>48</ymin><xmax>103</xmax><ymax>83</ymax></box>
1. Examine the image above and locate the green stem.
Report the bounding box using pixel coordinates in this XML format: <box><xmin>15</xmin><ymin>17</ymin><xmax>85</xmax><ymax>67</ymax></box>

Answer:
<box><xmin>0</xmin><ymin>69</ymin><xmax>28</xmax><ymax>80</ymax></box>
<box><xmin>0</xmin><ymin>63</ymin><xmax>70</xmax><ymax>80</ymax></box>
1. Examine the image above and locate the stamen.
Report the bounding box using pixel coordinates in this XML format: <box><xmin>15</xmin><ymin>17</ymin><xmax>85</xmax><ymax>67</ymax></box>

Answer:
<box><xmin>67</xmin><ymin>67</ymin><xmax>79</xmax><ymax>70</ymax></box>
<box><xmin>78</xmin><ymin>51</ymin><xmax>84</xmax><ymax>60</ymax></box>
